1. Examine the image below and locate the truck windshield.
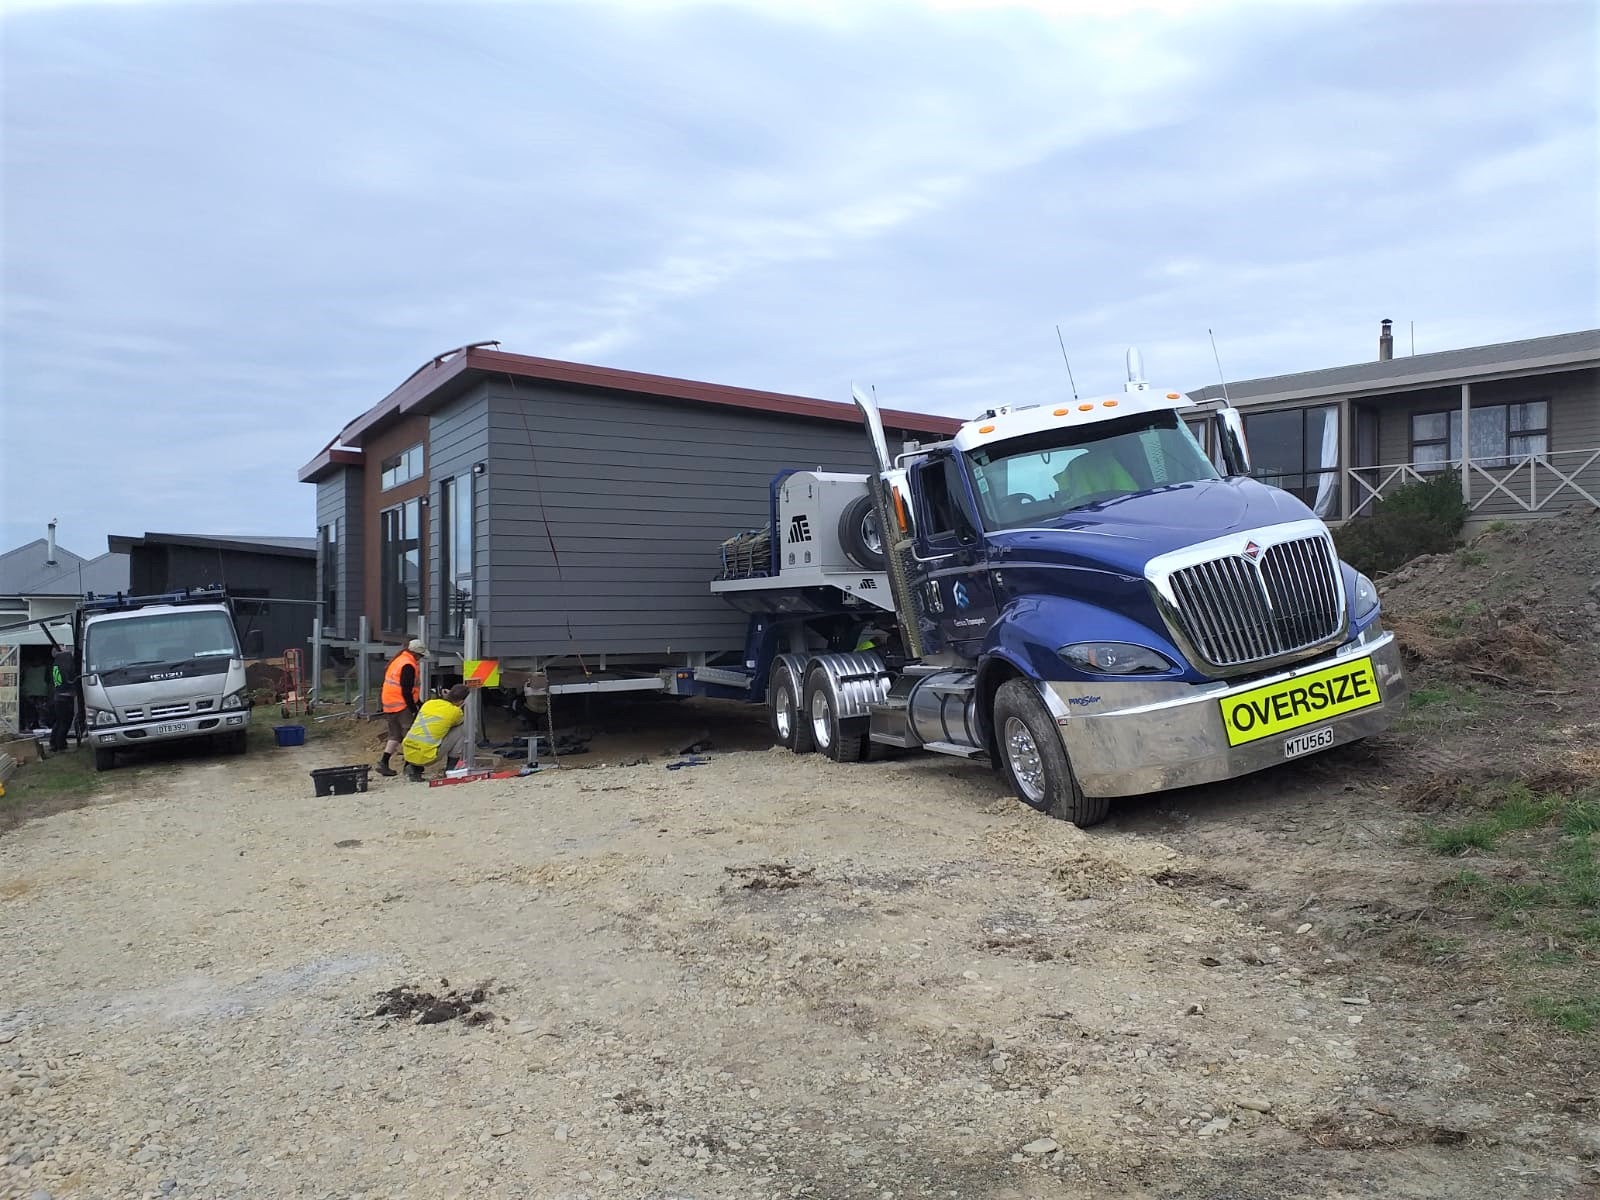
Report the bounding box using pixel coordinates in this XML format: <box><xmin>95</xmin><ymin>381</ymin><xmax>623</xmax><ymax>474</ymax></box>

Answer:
<box><xmin>966</xmin><ymin>410</ymin><xmax>1219</xmax><ymax>530</ymax></box>
<box><xmin>85</xmin><ymin>611</ymin><xmax>241</xmax><ymax>674</ymax></box>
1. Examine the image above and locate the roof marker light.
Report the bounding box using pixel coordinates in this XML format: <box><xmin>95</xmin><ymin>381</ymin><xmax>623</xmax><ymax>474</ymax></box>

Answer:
<box><xmin>1103</xmin><ymin>399</ymin><xmax>1119</xmax><ymax>407</ymax></box>
<box><xmin>1053</xmin><ymin>408</ymin><xmax>1070</xmax><ymax>416</ymax></box>
<box><xmin>1077</xmin><ymin>403</ymin><xmax>1093</xmax><ymax>412</ymax></box>
<box><xmin>1166</xmin><ymin>392</ymin><xmax>1181</xmax><ymax>399</ymax></box>
<box><xmin>978</xmin><ymin>424</ymin><xmax>995</xmax><ymax>434</ymax></box>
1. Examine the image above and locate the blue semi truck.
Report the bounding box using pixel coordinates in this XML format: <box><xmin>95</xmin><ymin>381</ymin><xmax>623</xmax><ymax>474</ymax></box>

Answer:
<box><xmin>704</xmin><ymin>353</ymin><xmax>1408</xmax><ymax>826</ymax></box>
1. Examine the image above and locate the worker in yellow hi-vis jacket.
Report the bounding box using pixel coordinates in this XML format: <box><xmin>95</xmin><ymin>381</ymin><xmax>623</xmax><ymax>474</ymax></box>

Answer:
<box><xmin>401</xmin><ymin>683</ymin><xmax>472</xmax><ymax>782</ymax></box>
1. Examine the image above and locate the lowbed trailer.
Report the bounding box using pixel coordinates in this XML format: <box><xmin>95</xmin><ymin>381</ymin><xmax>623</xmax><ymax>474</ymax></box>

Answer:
<box><xmin>686</xmin><ymin>351</ymin><xmax>1408</xmax><ymax>826</ymax></box>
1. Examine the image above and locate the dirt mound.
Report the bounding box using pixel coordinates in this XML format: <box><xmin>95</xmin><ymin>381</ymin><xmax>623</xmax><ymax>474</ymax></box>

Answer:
<box><xmin>1379</xmin><ymin>504</ymin><xmax>1600</xmax><ymax>666</ymax></box>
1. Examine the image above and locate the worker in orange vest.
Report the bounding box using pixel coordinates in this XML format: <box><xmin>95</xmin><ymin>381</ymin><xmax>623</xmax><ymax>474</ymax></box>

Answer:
<box><xmin>376</xmin><ymin>639</ymin><xmax>427</xmax><ymax>777</ymax></box>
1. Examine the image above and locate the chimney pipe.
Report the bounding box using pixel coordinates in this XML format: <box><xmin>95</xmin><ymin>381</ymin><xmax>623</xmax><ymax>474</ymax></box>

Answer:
<box><xmin>46</xmin><ymin>519</ymin><xmax>58</xmax><ymax>566</ymax></box>
<box><xmin>1379</xmin><ymin>318</ymin><xmax>1394</xmax><ymax>362</ymax></box>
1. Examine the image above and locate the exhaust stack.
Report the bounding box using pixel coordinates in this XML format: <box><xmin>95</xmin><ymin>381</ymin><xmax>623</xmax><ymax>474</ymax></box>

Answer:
<box><xmin>851</xmin><ymin>385</ymin><xmax>926</xmax><ymax>660</ymax></box>
<box><xmin>1379</xmin><ymin>318</ymin><xmax>1394</xmax><ymax>362</ymax></box>
<box><xmin>46</xmin><ymin>519</ymin><xmax>57</xmax><ymax>566</ymax></box>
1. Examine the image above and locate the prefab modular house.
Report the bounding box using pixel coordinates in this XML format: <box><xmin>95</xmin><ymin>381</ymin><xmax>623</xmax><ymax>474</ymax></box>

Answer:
<box><xmin>299</xmin><ymin>345</ymin><xmax>959</xmax><ymax>682</ymax></box>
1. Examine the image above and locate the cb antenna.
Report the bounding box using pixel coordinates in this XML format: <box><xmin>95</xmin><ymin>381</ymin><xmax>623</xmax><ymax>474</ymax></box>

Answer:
<box><xmin>1208</xmin><ymin>328</ymin><xmax>1231</xmax><ymax>403</ymax></box>
<box><xmin>1054</xmin><ymin>324</ymin><xmax>1080</xmax><ymax>400</ymax></box>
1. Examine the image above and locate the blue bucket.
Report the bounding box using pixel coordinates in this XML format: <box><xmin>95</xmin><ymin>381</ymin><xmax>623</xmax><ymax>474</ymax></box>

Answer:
<box><xmin>273</xmin><ymin>724</ymin><xmax>306</xmax><ymax>747</ymax></box>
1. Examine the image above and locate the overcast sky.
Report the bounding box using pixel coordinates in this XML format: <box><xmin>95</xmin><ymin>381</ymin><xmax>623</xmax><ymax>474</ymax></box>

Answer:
<box><xmin>2</xmin><ymin>0</ymin><xmax>1595</xmax><ymax>556</ymax></box>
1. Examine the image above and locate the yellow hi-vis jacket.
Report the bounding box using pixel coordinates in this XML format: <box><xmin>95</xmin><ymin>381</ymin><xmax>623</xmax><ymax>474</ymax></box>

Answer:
<box><xmin>401</xmin><ymin>698</ymin><xmax>464</xmax><ymax>766</ymax></box>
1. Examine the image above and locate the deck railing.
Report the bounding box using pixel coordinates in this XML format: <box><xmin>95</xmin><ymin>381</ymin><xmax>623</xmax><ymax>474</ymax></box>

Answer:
<box><xmin>1346</xmin><ymin>447</ymin><xmax>1600</xmax><ymax>518</ymax></box>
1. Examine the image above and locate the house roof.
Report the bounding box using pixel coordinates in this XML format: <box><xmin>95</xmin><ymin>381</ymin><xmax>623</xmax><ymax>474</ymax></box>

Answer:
<box><xmin>0</xmin><ymin>539</ymin><xmax>130</xmax><ymax>598</ymax></box>
<box><xmin>300</xmin><ymin>344</ymin><xmax>964</xmax><ymax>483</ymax></box>
<box><xmin>1188</xmin><ymin>328</ymin><xmax>1600</xmax><ymax>406</ymax></box>
<box><xmin>107</xmin><ymin>532</ymin><xmax>318</xmax><ymax>559</ymax></box>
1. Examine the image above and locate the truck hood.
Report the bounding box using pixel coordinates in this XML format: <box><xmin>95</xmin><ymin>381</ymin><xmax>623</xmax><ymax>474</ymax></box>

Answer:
<box><xmin>987</xmin><ymin>477</ymin><xmax>1317</xmax><ymax>577</ymax></box>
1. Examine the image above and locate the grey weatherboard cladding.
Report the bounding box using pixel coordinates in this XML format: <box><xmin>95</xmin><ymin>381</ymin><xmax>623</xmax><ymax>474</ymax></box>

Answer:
<box><xmin>315</xmin><ymin>469</ymin><xmax>363</xmax><ymax>640</ymax></box>
<box><xmin>478</xmin><ymin>380</ymin><xmax>900</xmax><ymax>659</ymax></box>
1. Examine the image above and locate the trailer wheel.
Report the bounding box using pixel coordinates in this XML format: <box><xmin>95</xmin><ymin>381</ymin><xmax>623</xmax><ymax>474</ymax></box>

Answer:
<box><xmin>838</xmin><ymin>496</ymin><xmax>885</xmax><ymax>571</ymax></box>
<box><xmin>992</xmin><ymin>679</ymin><xmax>1108</xmax><ymax>827</ymax></box>
<box><xmin>804</xmin><ymin>667</ymin><xmax>866</xmax><ymax>763</ymax></box>
<box><xmin>93</xmin><ymin>748</ymin><xmax>116</xmax><ymax>772</ymax></box>
<box><xmin>770</xmin><ymin>664</ymin><xmax>814</xmax><ymax>755</ymax></box>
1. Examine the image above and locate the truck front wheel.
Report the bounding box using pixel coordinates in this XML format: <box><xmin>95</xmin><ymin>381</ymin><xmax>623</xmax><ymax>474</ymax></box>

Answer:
<box><xmin>770</xmin><ymin>664</ymin><xmax>814</xmax><ymax>755</ymax></box>
<box><xmin>993</xmin><ymin>679</ymin><xmax>1108</xmax><ymax>827</ymax></box>
<box><xmin>93</xmin><ymin>748</ymin><xmax>116</xmax><ymax>772</ymax></box>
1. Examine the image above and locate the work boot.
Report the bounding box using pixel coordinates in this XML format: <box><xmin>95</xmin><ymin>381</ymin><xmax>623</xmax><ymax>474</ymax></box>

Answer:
<box><xmin>405</xmin><ymin>763</ymin><xmax>424</xmax><ymax>783</ymax></box>
<box><xmin>444</xmin><ymin>756</ymin><xmax>461</xmax><ymax>771</ymax></box>
<box><xmin>375</xmin><ymin>754</ymin><xmax>397</xmax><ymax>777</ymax></box>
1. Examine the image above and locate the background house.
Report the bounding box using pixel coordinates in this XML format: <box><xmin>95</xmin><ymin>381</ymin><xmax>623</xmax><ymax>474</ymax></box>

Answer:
<box><xmin>0</xmin><ymin>528</ymin><xmax>129</xmax><ymax>732</ymax></box>
<box><xmin>106</xmin><ymin>532</ymin><xmax>318</xmax><ymax>658</ymax></box>
<box><xmin>1189</xmin><ymin>325</ymin><xmax>1600</xmax><ymax>526</ymax></box>
<box><xmin>299</xmin><ymin>344</ymin><xmax>961</xmax><ymax>667</ymax></box>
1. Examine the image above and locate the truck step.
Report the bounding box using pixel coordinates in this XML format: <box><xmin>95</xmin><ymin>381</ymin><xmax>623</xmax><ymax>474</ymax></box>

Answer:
<box><xmin>868</xmin><ymin>731</ymin><xmax>917</xmax><ymax>749</ymax></box>
<box><xmin>868</xmin><ymin>699</ymin><xmax>909</xmax><ymax>716</ymax></box>
<box><xmin>921</xmin><ymin>740</ymin><xmax>987</xmax><ymax>759</ymax></box>
<box><xmin>692</xmin><ymin>666</ymin><xmax>754</xmax><ymax>689</ymax></box>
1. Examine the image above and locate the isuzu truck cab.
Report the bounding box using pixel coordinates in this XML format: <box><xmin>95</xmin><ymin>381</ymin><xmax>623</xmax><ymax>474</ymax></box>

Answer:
<box><xmin>708</xmin><ymin>352</ymin><xmax>1407</xmax><ymax>825</ymax></box>
<box><xmin>77</xmin><ymin>587</ymin><xmax>251</xmax><ymax>771</ymax></box>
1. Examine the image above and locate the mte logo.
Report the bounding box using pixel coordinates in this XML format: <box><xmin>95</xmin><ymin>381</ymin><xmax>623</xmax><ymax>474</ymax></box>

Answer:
<box><xmin>858</xmin><ymin>577</ymin><xmax>878</xmax><ymax>589</ymax></box>
<box><xmin>951</xmin><ymin>581</ymin><xmax>971</xmax><ymax>608</ymax></box>
<box><xmin>786</xmin><ymin>514</ymin><xmax>812</xmax><ymax>544</ymax></box>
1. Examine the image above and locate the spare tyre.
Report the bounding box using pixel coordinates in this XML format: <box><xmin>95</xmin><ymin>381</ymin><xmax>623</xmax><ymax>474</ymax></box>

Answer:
<box><xmin>838</xmin><ymin>495</ymin><xmax>885</xmax><ymax>570</ymax></box>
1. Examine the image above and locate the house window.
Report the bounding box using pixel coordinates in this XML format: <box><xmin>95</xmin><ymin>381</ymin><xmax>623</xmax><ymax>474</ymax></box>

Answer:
<box><xmin>438</xmin><ymin>475</ymin><xmax>474</xmax><ymax>639</ymax></box>
<box><xmin>1411</xmin><ymin>401</ymin><xmax>1549</xmax><ymax>471</ymax></box>
<box><xmin>380</xmin><ymin>499</ymin><xmax>421</xmax><ymax>634</ymax></box>
<box><xmin>380</xmin><ymin>444</ymin><xmax>425</xmax><ymax>490</ymax></box>
<box><xmin>1242</xmin><ymin>404</ymin><xmax>1341</xmax><ymax>518</ymax></box>
<box><xmin>318</xmin><ymin>520</ymin><xmax>339</xmax><ymax>630</ymax></box>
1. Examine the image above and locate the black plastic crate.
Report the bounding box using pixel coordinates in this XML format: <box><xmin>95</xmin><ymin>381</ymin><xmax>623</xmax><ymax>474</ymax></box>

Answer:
<box><xmin>310</xmin><ymin>764</ymin><xmax>370</xmax><ymax>797</ymax></box>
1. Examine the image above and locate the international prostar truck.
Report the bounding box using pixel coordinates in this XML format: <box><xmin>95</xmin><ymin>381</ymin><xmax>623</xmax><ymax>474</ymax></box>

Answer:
<box><xmin>703</xmin><ymin>352</ymin><xmax>1408</xmax><ymax>826</ymax></box>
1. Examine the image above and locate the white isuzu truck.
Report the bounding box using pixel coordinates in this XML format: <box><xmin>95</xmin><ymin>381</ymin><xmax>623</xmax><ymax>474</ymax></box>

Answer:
<box><xmin>75</xmin><ymin>586</ymin><xmax>252</xmax><ymax>771</ymax></box>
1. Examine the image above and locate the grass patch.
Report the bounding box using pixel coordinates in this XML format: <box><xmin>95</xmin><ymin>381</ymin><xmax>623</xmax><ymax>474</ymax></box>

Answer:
<box><xmin>1528</xmin><ymin>994</ymin><xmax>1600</xmax><ymax>1035</ymax></box>
<box><xmin>1427</xmin><ymin>786</ymin><xmax>1600</xmax><ymax>1034</ymax></box>
<box><xmin>1454</xmin><ymin>548</ymin><xmax>1489</xmax><ymax>568</ymax></box>
<box><xmin>1429</xmin><ymin>821</ymin><xmax>1498</xmax><ymax>856</ymax></box>
<box><xmin>2</xmin><ymin>747</ymin><xmax>102</xmax><ymax>806</ymax></box>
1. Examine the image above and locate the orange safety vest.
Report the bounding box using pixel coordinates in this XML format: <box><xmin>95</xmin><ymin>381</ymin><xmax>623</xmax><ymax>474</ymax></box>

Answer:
<box><xmin>381</xmin><ymin>650</ymin><xmax>420</xmax><ymax>713</ymax></box>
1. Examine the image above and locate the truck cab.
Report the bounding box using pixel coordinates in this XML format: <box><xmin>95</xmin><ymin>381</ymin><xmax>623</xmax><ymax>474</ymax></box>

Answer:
<box><xmin>713</xmin><ymin>351</ymin><xmax>1407</xmax><ymax>826</ymax></box>
<box><xmin>77</xmin><ymin>587</ymin><xmax>252</xmax><ymax>771</ymax></box>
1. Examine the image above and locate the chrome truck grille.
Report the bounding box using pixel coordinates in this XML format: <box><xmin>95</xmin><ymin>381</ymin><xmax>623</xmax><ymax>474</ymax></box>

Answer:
<box><xmin>1148</xmin><ymin>524</ymin><xmax>1346</xmax><ymax>674</ymax></box>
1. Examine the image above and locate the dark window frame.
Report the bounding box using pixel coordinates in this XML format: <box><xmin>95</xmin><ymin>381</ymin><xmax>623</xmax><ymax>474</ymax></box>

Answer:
<box><xmin>379</xmin><ymin>499</ymin><xmax>421</xmax><ymax>635</ymax></box>
<box><xmin>437</xmin><ymin>475</ymin><xmax>475</xmax><ymax>640</ymax></box>
<box><xmin>1241</xmin><ymin>403</ymin><xmax>1341</xmax><ymax>518</ymax></box>
<box><xmin>1409</xmin><ymin>399</ymin><xmax>1550</xmax><ymax>472</ymax></box>
<box><xmin>318</xmin><ymin>519</ymin><xmax>339</xmax><ymax>631</ymax></box>
<box><xmin>379</xmin><ymin>444</ymin><xmax>425</xmax><ymax>491</ymax></box>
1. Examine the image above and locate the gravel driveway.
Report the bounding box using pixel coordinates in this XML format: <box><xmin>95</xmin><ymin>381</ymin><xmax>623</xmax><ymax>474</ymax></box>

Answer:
<box><xmin>0</xmin><ymin>724</ymin><xmax>1590</xmax><ymax>1199</ymax></box>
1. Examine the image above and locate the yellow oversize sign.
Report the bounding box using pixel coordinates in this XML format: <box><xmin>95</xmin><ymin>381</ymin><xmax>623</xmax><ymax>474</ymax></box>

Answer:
<box><xmin>1220</xmin><ymin>656</ymin><xmax>1380</xmax><ymax>747</ymax></box>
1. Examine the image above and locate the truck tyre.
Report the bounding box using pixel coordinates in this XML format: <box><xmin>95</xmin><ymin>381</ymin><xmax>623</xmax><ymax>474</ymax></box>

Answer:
<box><xmin>838</xmin><ymin>496</ymin><xmax>885</xmax><ymax>571</ymax></box>
<box><xmin>992</xmin><ymin>679</ymin><xmax>1108</xmax><ymax>827</ymax></box>
<box><xmin>770</xmin><ymin>664</ymin><xmax>814</xmax><ymax>755</ymax></box>
<box><xmin>804</xmin><ymin>667</ymin><xmax>865</xmax><ymax>764</ymax></box>
<box><xmin>93</xmin><ymin>747</ymin><xmax>116</xmax><ymax>772</ymax></box>
<box><xmin>221</xmin><ymin>730</ymin><xmax>249</xmax><ymax>755</ymax></box>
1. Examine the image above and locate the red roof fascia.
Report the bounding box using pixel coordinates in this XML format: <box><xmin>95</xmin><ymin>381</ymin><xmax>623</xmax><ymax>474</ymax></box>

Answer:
<box><xmin>458</xmin><ymin>348</ymin><xmax>963</xmax><ymax>436</ymax></box>
<box><xmin>296</xmin><ymin>446</ymin><xmax>363</xmax><ymax>484</ymax></box>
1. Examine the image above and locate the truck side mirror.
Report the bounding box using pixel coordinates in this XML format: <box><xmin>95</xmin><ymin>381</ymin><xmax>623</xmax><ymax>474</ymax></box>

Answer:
<box><xmin>1215</xmin><ymin>407</ymin><xmax>1252</xmax><ymax>476</ymax></box>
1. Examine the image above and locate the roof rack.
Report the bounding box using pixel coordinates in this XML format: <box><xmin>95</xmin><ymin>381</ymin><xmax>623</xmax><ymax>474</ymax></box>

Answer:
<box><xmin>79</xmin><ymin>584</ymin><xmax>230</xmax><ymax>614</ymax></box>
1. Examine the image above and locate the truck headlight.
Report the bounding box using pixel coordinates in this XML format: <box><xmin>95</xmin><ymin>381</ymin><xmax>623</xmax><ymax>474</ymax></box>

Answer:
<box><xmin>1059</xmin><ymin>642</ymin><xmax>1176</xmax><ymax>675</ymax></box>
<box><xmin>221</xmin><ymin>690</ymin><xmax>246</xmax><ymax>710</ymax></box>
<box><xmin>85</xmin><ymin>708</ymin><xmax>117</xmax><ymax>727</ymax></box>
<box><xmin>1352</xmin><ymin>572</ymin><xmax>1379</xmax><ymax>619</ymax></box>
